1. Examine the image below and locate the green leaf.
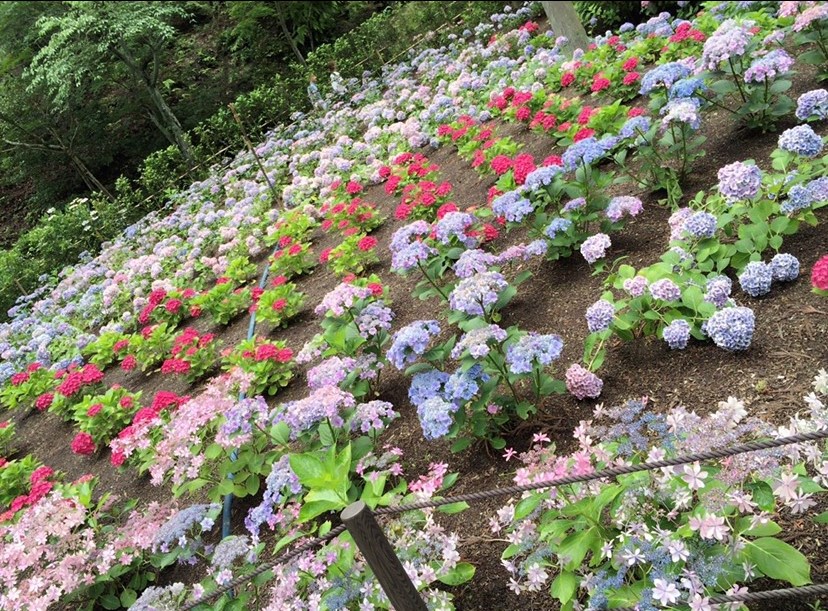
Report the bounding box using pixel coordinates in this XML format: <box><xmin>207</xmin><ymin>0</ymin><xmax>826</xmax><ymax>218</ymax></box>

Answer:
<box><xmin>558</xmin><ymin>527</ymin><xmax>598</xmax><ymax>571</ymax></box>
<box><xmin>245</xmin><ymin>474</ymin><xmax>260</xmax><ymax>496</ymax></box>
<box><xmin>100</xmin><ymin>594</ymin><xmax>121</xmax><ymax>610</ymax></box>
<box><xmin>289</xmin><ymin>453</ymin><xmax>326</xmax><ymax>487</ymax></box>
<box><xmin>450</xmin><ymin>438</ymin><xmax>472</xmax><ymax>453</ymax></box>
<box><xmin>747</xmin><ymin>481</ymin><xmax>775</xmax><ymax>512</ymax></box>
<box><xmin>745</xmin><ymin>537</ymin><xmax>811</xmax><ymax>586</ymax></box>
<box><xmin>514</xmin><ymin>494</ymin><xmax>543</xmax><ymax>520</ymax></box>
<box><xmin>815</xmin><ymin>510</ymin><xmax>828</xmax><ymax>524</ymax></box>
<box><xmin>550</xmin><ymin>571</ymin><xmax>578</xmax><ymax>605</ymax></box>
<box><xmin>438</xmin><ymin>501</ymin><xmax>469</xmax><ymax>514</ymax></box>
<box><xmin>438</xmin><ymin>561</ymin><xmax>475</xmax><ymax>586</ymax></box>
<box><xmin>120</xmin><ymin>588</ymin><xmax>138</xmax><ymax>607</ymax></box>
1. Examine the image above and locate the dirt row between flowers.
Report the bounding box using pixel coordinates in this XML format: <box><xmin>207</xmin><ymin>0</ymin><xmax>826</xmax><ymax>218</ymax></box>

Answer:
<box><xmin>7</xmin><ymin>75</ymin><xmax>828</xmax><ymax>609</ymax></box>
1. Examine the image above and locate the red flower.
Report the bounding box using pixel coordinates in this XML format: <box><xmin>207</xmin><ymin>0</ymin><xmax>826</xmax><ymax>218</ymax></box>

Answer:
<box><xmin>251</xmin><ymin>287</ymin><xmax>264</xmax><ymax>302</ymax></box>
<box><xmin>288</xmin><ymin>243</ymin><xmax>303</xmax><ymax>256</ymax></box>
<box><xmin>80</xmin><ymin>364</ymin><xmax>103</xmax><ymax>384</ymax></box>
<box><xmin>436</xmin><ymin>203</ymin><xmax>459</xmax><ymax>219</ymax></box>
<box><xmin>151</xmin><ymin>391</ymin><xmax>183</xmax><ymax>412</ymax></box>
<box><xmin>623</xmin><ymin>72</ymin><xmax>640</xmax><ymax>86</ymax></box>
<box><xmin>113</xmin><ymin>339</ymin><xmax>130</xmax><ymax>353</ymax></box>
<box><xmin>345</xmin><ymin>181</ymin><xmax>362</xmax><ymax>194</ymax></box>
<box><xmin>320</xmin><ymin>248</ymin><xmax>332</xmax><ymax>264</ymax></box>
<box><xmin>358</xmin><ymin>236</ymin><xmax>378</xmax><ymax>251</ymax></box>
<box><xmin>30</xmin><ymin>466</ymin><xmax>54</xmax><ymax>483</ymax></box>
<box><xmin>379</xmin><ymin>165</ymin><xmax>392</xmax><ymax>178</ymax></box>
<box><xmin>10</xmin><ymin>372</ymin><xmax>29</xmax><ymax>386</ymax></box>
<box><xmin>577</xmin><ymin>107</ymin><xmax>594</xmax><ymax>125</ymax></box>
<box><xmin>628</xmin><ymin>107</ymin><xmax>646</xmax><ymax>117</ymax></box>
<box><xmin>272</xmin><ymin>298</ymin><xmax>287</xmax><ymax>311</ymax></box>
<box><xmin>385</xmin><ymin>175</ymin><xmax>402</xmax><ymax>194</ymax></box>
<box><xmin>558</xmin><ymin>121</ymin><xmax>572</xmax><ymax>132</ymax></box>
<box><xmin>216</xmin><ymin>277</ymin><xmax>230</xmax><ymax>285</ymax></box>
<box><xmin>148</xmin><ymin>289</ymin><xmax>167</xmax><ymax>306</ymax></box>
<box><xmin>394</xmin><ymin>203</ymin><xmax>412</xmax><ymax>220</ymax></box>
<box><xmin>35</xmin><ymin>393</ymin><xmax>54</xmax><ymax>411</ymax></box>
<box><xmin>561</xmin><ymin>72</ymin><xmax>575</xmax><ymax>87</ymax></box>
<box><xmin>141</xmin><ymin>325</ymin><xmax>156</xmax><ymax>339</ymax></box>
<box><xmin>490</xmin><ymin>155</ymin><xmax>513</xmax><ymax>175</ymax></box>
<box><xmin>254</xmin><ymin>344</ymin><xmax>279</xmax><ymax>361</ymax></box>
<box><xmin>56</xmin><ymin>373</ymin><xmax>83</xmax><ymax>397</ymax></box>
<box><xmin>278</xmin><ymin>235</ymin><xmax>293</xmax><ymax>248</ymax></box>
<box><xmin>86</xmin><ymin>403</ymin><xmax>103</xmax><ymax>417</ymax></box>
<box><xmin>512</xmin><ymin>153</ymin><xmax>536</xmax><ymax>186</ymax></box>
<box><xmin>368</xmin><ymin>282</ymin><xmax>383</xmax><ymax>297</ymax></box>
<box><xmin>591</xmin><ymin>76</ymin><xmax>611</xmax><ymax>92</ymax></box>
<box><xmin>622</xmin><ymin>57</ymin><xmax>639</xmax><ymax>71</ymax></box>
<box><xmin>574</xmin><ymin>128</ymin><xmax>596</xmax><ymax>142</ymax></box>
<box><xmin>71</xmin><ymin>432</ymin><xmax>96</xmax><ymax>456</ymax></box>
<box><xmin>111</xmin><ymin>449</ymin><xmax>126</xmax><ymax>467</ymax></box>
<box><xmin>343</xmin><ymin>273</ymin><xmax>356</xmax><ymax>282</ymax></box>
<box><xmin>482</xmin><ymin>224</ymin><xmax>500</xmax><ymax>242</ymax></box>
<box><xmin>120</xmin><ymin>355</ymin><xmax>137</xmax><ymax>373</ymax></box>
<box><xmin>471</xmin><ymin>149</ymin><xmax>486</xmax><ymax>168</ymax></box>
<box><xmin>543</xmin><ymin>155</ymin><xmax>563</xmax><ymax>167</ymax></box>
<box><xmin>321</xmin><ymin>219</ymin><xmax>334</xmax><ymax>231</ymax></box>
<box><xmin>138</xmin><ymin>303</ymin><xmax>153</xmax><ymax>325</ymax></box>
<box><xmin>26</xmin><ymin>363</ymin><xmax>42</xmax><ymax>373</ymax></box>
<box><xmin>161</xmin><ymin>359</ymin><xmax>191</xmax><ymax>375</ymax></box>
<box><xmin>0</xmin><ymin>421</ymin><xmax>7</xmax><ymax>429</ymax></box>
<box><xmin>165</xmin><ymin>299</ymin><xmax>182</xmax><ymax>313</ymax></box>
<box><xmin>190</xmin><ymin>306</ymin><xmax>202</xmax><ymax>318</ymax></box>
<box><xmin>120</xmin><ymin>396</ymin><xmax>134</xmax><ymax>409</ymax></box>
<box><xmin>812</xmin><ymin>255</ymin><xmax>828</xmax><ymax>291</ymax></box>
<box><xmin>182</xmin><ymin>288</ymin><xmax>196</xmax><ymax>299</ymax></box>
<box><xmin>516</xmin><ymin>106</ymin><xmax>531</xmax><ymax>121</ymax></box>
<box><xmin>343</xmin><ymin>227</ymin><xmax>359</xmax><ymax>237</ymax></box>
<box><xmin>272</xmin><ymin>275</ymin><xmax>287</xmax><ymax>287</ymax></box>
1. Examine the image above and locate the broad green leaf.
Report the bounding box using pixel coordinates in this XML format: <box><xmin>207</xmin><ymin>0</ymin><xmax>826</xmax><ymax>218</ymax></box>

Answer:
<box><xmin>745</xmin><ymin>537</ymin><xmax>811</xmax><ymax>586</ymax></box>
<box><xmin>438</xmin><ymin>561</ymin><xmax>475</xmax><ymax>586</ymax></box>
<box><xmin>438</xmin><ymin>501</ymin><xmax>469</xmax><ymax>514</ymax></box>
<box><xmin>514</xmin><ymin>494</ymin><xmax>543</xmax><ymax>520</ymax></box>
<box><xmin>550</xmin><ymin>571</ymin><xmax>578</xmax><ymax>605</ymax></box>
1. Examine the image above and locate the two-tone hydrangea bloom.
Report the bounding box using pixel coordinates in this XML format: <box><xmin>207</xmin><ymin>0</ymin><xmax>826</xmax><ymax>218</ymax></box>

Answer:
<box><xmin>606</xmin><ymin>196</ymin><xmax>643</xmax><ymax>222</ymax></box>
<box><xmin>562</xmin><ymin>197</ymin><xmax>586</xmax><ymax>213</ymax></box>
<box><xmin>492</xmin><ymin>191</ymin><xmax>534</xmax><ymax>223</ymax></box>
<box><xmin>705</xmin><ymin>275</ymin><xmax>733</xmax><ymax>308</ymax></box>
<box><xmin>523</xmin><ymin>165</ymin><xmax>563</xmax><ymax>190</ymax></box>
<box><xmin>580</xmin><ymin>233</ymin><xmax>611</xmax><ymax>264</ymax></box>
<box><xmin>744</xmin><ymin>49</ymin><xmax>795</xmax><ymax>83</ymax></box>
<box><xmin>565</xmin><ymin>363</ymin><xmax>603</xmax><ymax>399</ymax></box>
<box><xmin>354</xmin><ymin>301</ymin><xmax>394</xmax><ymax>338</ymax></box>
<box><xmin>649</xmin><ymin>278</ymin><xmax>681</xmax><ymax>301</ymax></box>
<box><xmin>451</xmin><ymin>324</ymin><xmax>508</xmax><ymax>359</ymax></box>
<box><xmin>683</xmin><ymin>211</ymin><xmax>718</xmax><ymax>239</ymax></box>
<box><xmin>506</xmin><ymin>333</ymin><xmax>564</xmax><ymax>374</ymax></box>
<box><xmin>390</xmin><ymin>220</ymin><xmax>435</xmax><ymax>271</ymax></box>
<box><xmin>660</xmin><ymin>97</ymin><xmax>701</xmax><ymax>130</ymax></box>
<box><xmin>795</xmin><ymin>89</ymin><xmax>828</xmax><ymax>121</ymax></box>
<box><xmin>434</xmin><ymin>211</ymin><xmax>478</xmax><ymax>247</ymax></box>
<box><xmin>703</xmin><ymin>306</ymin><xmax>756</xmax><ymax>351</ymax></box>
<box><xmin>717</xmin><ymin>161</ymin><xmax>763</xmax><ymax>203</ymax></box>
<box><xmin>738</xmin><ymin>261</ymin><xmax>773</xmax><ymax>297</ymax></box>
<box><xmin>387</xmin><ymin>320</ymin><xmax>441</xmax><ymax>369</ymax></box>
<box><xmin>315</xmin><ymin>283</ymin><xmax>373</xmax><ymax>316</ymax></box>
<box><xmin>668</xmin><ymin>207</ymin><xmax>693</xmax><ymax>240</ymax></box>
<box><xmin>623</xmin><ymin>275</ymin><xmax>649</xmax><ymax>297</ymax></box>
<box><xmin>663</xmin><ymin>319</ymin><xmax>691</xmax><ymax>350</ymax></box>
<box><xmin>778</xmin><ymin>124</ymin><xmax>824</xmax><ymax>158</ymax></box>
<box><xmin>770</xmin><ymin>253</ymin><xmax>800</xmax><ymax>282</ymax></box>
<box><xmin>585</xmin><ymin>299</ymin><xmax>615</xmax><ymax>332</ymax></box>
<box><xmin>453</xmin><ymin>249</ymin><xmax>497</xmax><ymax>278</ymax></box>
<box><xmin>448</xmin><ymin>271</ymin><xmax>508</xmax><ymax>316</ymax></box>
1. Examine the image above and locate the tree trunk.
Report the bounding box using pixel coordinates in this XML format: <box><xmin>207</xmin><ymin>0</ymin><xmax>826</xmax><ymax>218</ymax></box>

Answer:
<box><xmin>277</xmin><ymin>8</ymin><xmax>306</xmax><ymax>65</ymax></box>
<box><xmin>541</xmin><ymin>1</ymin><xmax>590</xmax><ymax>57</ymax></box>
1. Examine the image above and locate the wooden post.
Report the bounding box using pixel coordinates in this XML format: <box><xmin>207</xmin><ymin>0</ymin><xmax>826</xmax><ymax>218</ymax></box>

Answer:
<box><xmin>540</xmin><ymin>1</ymin><xmax>591</xmax><ymax>57</ymax></box>
<box><xmin>228</xmin><ymin>103</ymin><xmax>280</xmax><ymax>206</ymax></box>
<box><xmin>341</xmin><ymin>501</ymin><xmax>427</xmax><ymax>611</ymax></box>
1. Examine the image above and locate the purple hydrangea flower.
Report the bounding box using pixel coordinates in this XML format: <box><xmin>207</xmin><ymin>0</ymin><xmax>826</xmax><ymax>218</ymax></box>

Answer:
<box><xmin>417</xmin><ymin>396</ymin><xmax>458</xmax><ymax>440</ymax></box>
<box><xmin>717</xmin><ymin>161</ymin><xmax>763</xmax><ymax>203</ymax></box>
<box><xmin>580</xmin><ymin>233</ymin><xmax>611</xmax><ymax>264</ymax></box>
<box><xmin>448</xmin><ymin>271</ymin><xmax>508</xmax><ymax>317</ymax></box>
<box><xmin>778</xmin><ymin>125</ymin><xmax>824</xmax><ymax>158</ymax></box>
<box><xmin>453</xmin><ymin>249</ymin><xmax>497</xmax><ymax>278</ymax></box>
<box><xmin>565</xmin><ymin>363</ymin><xmax>603</xmax><ymax>399</ymax></box>
<box><xmin>523</xmin><ymin>165</ymin><xmax>563</xmax><ymax>190</ymax></box>
<box><xmin>526</xmin><ymin>239</ymin><xmax>548</xmax><ymax>256</ymax></box>
<box><xmin>434</xmin><ymin>211</ymin><xmax>478</xmax><ymax>246</ymax></box>
<box><xmin>704</xmin><ymin>275</ymin><xmax>733</xmax><ymax>308</ymax></box>
<box><xmin>668</xmin><ymin>207</ymin><xmax>693</xmax><ymax>240</ymax></box>
<box><xmin>683</xmin><ymin>211</ymin><xmax>718</xmax><ymax>239</ymax></box>
<box><xmin>505</xmin><ymin>333</ymin><xmax>564</xmax><ymax>375</ymax></box>
<box><xmin>744</xmin><ymin>49</ymin><xmax>795</xmax><ymax>83</ymax></box>
<box><xmin>562</xmin><ymin>197</ymin><xmax>587</xmax><ymax>213</ymax></box>
<box><xmin>274</xmin><ymin>386</ymin><xmax>356</xmax><ymax>439</ymax></box>
<box><xmin>355</xmin><ymin>302</ymin><xmax>394</xmax><ymax>338</ymax></box>
<box><xmin>307</xmin><ymin>356</ymin><xmax>355</xmax><ymax>390</ymax></box>
<box><xmin>351</xmin><ymin>400</ymin><xmax>398</xmax><ymax>434</ymax></box>
<box><xmin>623</xmin><ymin>275</ymin><xmax>649</xmax><ymax>297</ymax></box>
<box><xmin>562</xmin><ymin>137</ymin><xmax>608</xmax><ymax>170</ymax></box>
<box><xmin>662</xmin><ymin>319</ymin><xmax>691</xmax><ymax>350</ymax></box>
<box><xmin>795</xmin><ymin>89</ymin><xmax>828</xmax><ymax>121</ymax></box>
<box><xmin>606</xmin><ymin>196</ymin><xmax>643</xmax><ymax>222</ymax></box>
<box><xmin>409</xmin><ymin>369</ymin><xmax>449</xmax><ymax>406</ymax></box>
<box><xmin>451</xmin><ymin>324</ymin><xmax>508</xmax><ymax>359</ymax></box>
<box><xmin>703</xmin><ymin>306</ymin><xmax>756</xmax><ymax>351</ymax></box>
<box><xmin>649</xmin><ymin>278</ymin><xmax>681</xmax><ymax>301</ymax></box>
<box><xmin>585</xmin><ymin>299</ymin><xmax>615</xmax><ymax>332</ymax></box>
<box><xmin>660</xmin><ymin>97</ymin><xmax>701</xmax><ymax>130</ymax></box>
<box><xmin>640</xmin><ymin>62</ymin><xmax>692</xmax><ymax>95</ymax></box>
<box><xmin>700</xmin><ymin>19</ymin><xmax>752</xmax><ymax>71</ymax></box>
<box><xmin>769</xmin><ymin>253</ymin><xmax>800</xmax><ymax>282</ymax></box>
<box><xmin>619</xmin><ymin>116</ymin><xmax>652</xmax><ymax>139</ymax></box>
<box><xmin>387</xmin><ymin>320</ymin><xmax>441</xmax><ymax>369</ymax></box>
<box><xmin>738</xmin><ymin>261</ymin><xmax>773</xmax><ymax>297</ymax></box>
<box><xmin>390</xmin><ymin>221</ymin><xmax>435</xmax><ymax>271</ymax></box>
<box><xmin>492</xmin><ymin>191</ymin><xmax>534</xmax><ymax>223</ymax></box>
<box><xmin>245</xmin><ymin>455</ymin><xmax>302</xmax><ymax>541</ymax></box>
<box><xmin>544</xmin><ymin>217</ymin><xmax>573</xmax><ymax>239</ymax></box>
<box><xmin>315</xmin><ymin>283</ymin><xmax>373</xmax><ymax>316</ymax></box>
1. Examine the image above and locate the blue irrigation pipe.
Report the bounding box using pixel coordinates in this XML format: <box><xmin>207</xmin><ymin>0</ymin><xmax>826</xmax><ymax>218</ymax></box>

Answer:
<box><xmin>221</xmin><ymin>248</ymin><xmax>278</xmax><ymax>539</ymax></box>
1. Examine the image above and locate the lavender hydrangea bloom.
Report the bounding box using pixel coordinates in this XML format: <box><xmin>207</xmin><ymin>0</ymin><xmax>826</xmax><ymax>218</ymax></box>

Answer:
<box><xmin>526</xmin><ymin>239</ymin><xmax>548</xmax><ymax>256</ymax></box>
<box><xmin>700</xmin><ymin>19</ymin><xmax>752</xmax><ymax>71</ymax></box>
<box><xmin>668</xmin><ymin>207</ymin><xmax>693</xmax><ymax>240</ymax></box>
<box><xmin>619</xmin><ymin>116</ymin><xmax>652</xmax><ymax>139</ymax></box>
<box><xmin>738</xmin><ymin>261</ymin><xmax>773</xmax><ymax>297</ymax></box>
<box><xmin>562</xmin><ymin>197</ymin><xmax>586</xmax><ymax>213</ymax></box>
<box><xmin>211</xmin><ymin>535</ymin><xmax>251</xmax><ymax>572</ymax></box>
<box><xmin>390</xmin><ymin>221</ymin><xmax>435</xmax><ymax>271</ymax></box>
<box><xmin>662</xmin><ymin>319</ymin><xmax>691</xmax><ymax>350</ymax></box>
<box><xmin>640</xmin><ymin>62</ymin><xmax>692</xmax><ymax>95</ymax></box>
<box><xmin>669</xmin><ymin>77</ymin><xmax>708</xmax><ymax>100</ymax></box>
<box><xmin>434</xmin><ymin>211</ymin><xmax>477</xmax><ymax>246</ymax></box>
<box><xmin>448</xmin><ymin>271</ymin><xmax>508</xmax><ymax>316</ymax></box>
<box><xmin>778</xmin><ymin>125</ymin><xmax>824</xmax><ymax>158</ymax></box>
<box><xmin>808</xmin><ymin>176</ymin><xmax>828</xmax><ymax>203</ymax></box>
<box><xmin>606</xmin><ymin>196</ymin><xmax>643</xmax><ymax>222</ymax></box>
<box><xmin>274</xmin><ymin>385</ymin><xmax>355</xmax><ymax>438</ymax></box>
<box><xmin>544</xmin><ymin>217</ymin><xmax>573</xmax><ymax>239</ymax></box>
<box><xmin>683</xmin><ymin>211</ymin><xmax>718</xmax><ymax>239</ymax></box>
<box><xmin>387</xmin><ymin>320</ymin><xmax>441</xmax><ymax>369</ymax></box>
<box><xmin>585</xmin><ymin>299</ymin><xmax>615</xmax><ymax>332</ymax></box>
<box><xmin>354</xmin><ymin>302</ymin><xmax>394</xmax><ymax>338</ymax></box>
<box><xmin>523</xmin><ymin>165</ymin><xmax>563</xmax><ymax>190</ymax></box>
<box><xmin>704</xmin><ymin>275</ymin><xmax>733</xmax><ymax>308</ymax></box>
<box><xmin>769</xmin><ymin>253</ymin><xmax>800</xmax><ymax>282</ymax></box>
<box><xmin>562</xmin><ymin>137</ymin><xmax>608</xmax><ymax>170</ymax></box>
<box><xmin>580</xmin><ymin>233</ymin><xmax>611</xmax><ymax>264</ymax></box>
<box><xmin>409</xmin><ymin>369</ymin><xmax>449</xmax><ymax>406</ymax></box>
<box><xmin>565</xmin><ymin>363</ymin><xmax>603</xmax><ymax>399</ymax></box>
<box><xmin>795</xmin><ymin>89</ymin><xmax>828</xmax><ymax>121</ymax></box>
<box><xmin>781</xmin><ymin>184</ymin><xmax>813</xmax><ymax>214</ymax></box>
<box><xmin>492</xmin><ymin>191</ymin><xmax>535</xmax><ymax>223</ymax></box>
<box><xmin>351</xmin><ymin>400</ymin><xmax>398</xmax><ymax>434</ymax></box>
<box><xmin>417</xmin><ymin>396</ymin><xmax>458</xmax><ymax>440</ymax></box>
<box><xmin>453</xmin><ymin>249</ymin><xmax>497</xmax><ymax>278</ymax></box>
<box><xmin>623</xmin><ymin>275</ymin><xmax>649</xmax><ymax>297</ymax></box>
<box><xmin>703</xmin><ymin>306</ymin><xmax>756</xmax><ymax>351</ymax></box>
<box><xmin>660</xmin><ymin>97</ymin><xmax>701</xmax><ymax>130</ymax></box>
<box><xmin>154</xmin><ymin>504</ymin><xmax>220</xmax><ymax>553</ymax></box>
<box><xmin>717</xmin><ymin>161</ymin><xmax>763</xmax><ymax>203</ymax></box>
<box><xmin>452</xmin><ymin>324</ymin><xmax>508</xmax><ymax>358</ymax></box>
<box><xmin>315</xmin><ymin>283</ymin><xmax>373</xmax><ymax>316</ymax></box>
<box><xmin>744</xmin><ymin>49</ymin><xmax>795</xmax><ymax>83</ymax></box>
<box><xmin>444</xmin><ymin>364</ymin><xmax>488</xmax><ymax>404</ymax></box>
<box><xmin>307</xmin><ymin>356</ymin><xmax>355</xmax><ymax>389</ymax></box>
<box><xmin>506</xmin><ymin>333</ymin><xmax>564</xmax><ymax>374</ymax></box>
<box><xmin>245</xmin><ymin>455</ymin><xmax>302</xmax><ymax>541</ymax></box>
<box><xmin>649</xmin><ymin>278</ymin><xmax>681</xmax><ymax>301</ymax></box>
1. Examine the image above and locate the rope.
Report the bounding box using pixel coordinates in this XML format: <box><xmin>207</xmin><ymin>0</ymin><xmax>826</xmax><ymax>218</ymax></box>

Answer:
<box><xmin>615</xmin><ymin>582</ymin><xmax>828</xmax><ymax>610</ymax></box>
<box><xmin>181</xmin><ymin>524</ymin><xmax>347</xmax><ymax>610</ymax></box>
<box><xmin>374</xmin><ymin>428</ymin><xmax>828</xmax><ymax>515</ymax></box>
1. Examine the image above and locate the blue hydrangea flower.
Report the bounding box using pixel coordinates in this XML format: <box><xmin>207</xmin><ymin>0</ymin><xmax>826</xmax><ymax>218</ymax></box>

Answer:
<box><xmin>585</xmin><ymin>299</ymin><xmax>615</xmax><ymax>332</ymax></box>
<box><xmin>738</xmin><ymin>261</ymin><xmax>773</xmax><ymax>297</ymax></box>
<box><xmin>778</xmin><ymin>125</ymin><xmax>824</xmax><ymax>158</ymax></box>
<box><xmin>668</xmin><ymin>77</ymin><xmax>708</xmax><ymax>100</ymax></box>
<box><xmin>387</xmin><ymin>320</ymin><xmax>441</xmax><ymax>369</ymax></box>
<box><xmin>492</xmin><ymin>191</ymin><xmax>534</xmax><ymax>223</ymax></box>
<box><xmin>580</xmin><ymin>233</ymin><xmax>611</xmax><ymax>264</ymax></box>
<box><xmin>417</xmin><ymin>396</ymin><xmax>458</xmax><ymax>440</ymax></box>
<box><xmin>649</xmin><ymin>278</ymin><xmax>681</xmax><ymax>302</ymax></box>
<box><xmin>409</xmin><ymin>369</ymin><xmax>450</xmax><ymax>406</ymax></box>
<box><xmin>781</xmin><ymin>184</ymin><xmax>813</xmax><ymax>215</ymax></box>
<box><xmin>618</xmin><ymin>116</ymin><xmax>652</xmax><ymax>140</ymax></box>
<box><xmin>451</xmin><ymin>324</ymin><xmax>507</xmax><ymax>359</ymax></box>
<box><xmin>717</xmin><ymin>161</ymin><xmax>762</xmax><ymax>203</ymax></box>
<box><xmin>523</xmin><ymin>165</ymin><xmax>563</xmax><ymax>191</ymax></box>
<box><xmin>662</xmin><ymin>319</ymin><xmax>691</xmax><ymax>350</ymax></box>
<box><xmin>704</xmin><ymin>275</ymin><xmax>732</xmax><ymax>308</ymax></box>
<box><xmin>683</xmin><ymin>211</ymin><xmax>718</xmax><ymax>239</ymax></box>
<box><xmin>544</xmin><ymin>217</ymin><xmax>573</xmax><ymax>240</ymax></box>
<box><xmin>562</xmin><ymin>197</ymin><xmax>587</xmax><ymax>213</ymax></box>
<box><xmin>453</xmin><ymin>249</ymin><xmax>497</xmax><ymax>279</ymax></box>
<box><xmin>744</xmin><ymin>49</ymin><xmax>795</xmax><ymax>83</ymax></box>
<box><xmin>434</xmin><ymin>211</ymin><xmax>477</xmax><ymax>246</ymax></box>
<box><xmin>448</xmin><ymin>271</ymin><xmax>508</xmax><ymax>317</ymax></box>
<box><xmin>769</xmin><ymin>253</ymin><xmax>799</xmax><ymax>282</ymax></box>
<box><xmin>795</xmin><ymin>89</ymin><xmax>828</xmax><ymax>121</ymax></box>
<box><xmin>660</xmin><ymin>97</ymin><xmax>701</xmax><ymax>130</ymax></box>
<box><xmin>444</xmin><ymin>364</ymin><xmax>488</xmax><ymax>404</ymax></box>
<box><xmin>505</xmin><ymin>333</ymin><xmax>564</xmax><ymax>374</ymax></box>
<box><xmin>562</xmin><ymin>137</ymin><xmax>608</xmax><ymax>170</ymax></box>
<box><xmin>640</xmin><ymin>62</ymin><xmax>692</xmax><ymax>95</ymax></box>
<box><xmin>703</xmin><ymin>306</ymin><xmax>755</xmax><ymax>351</ymax></box>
